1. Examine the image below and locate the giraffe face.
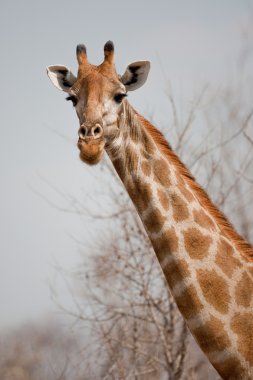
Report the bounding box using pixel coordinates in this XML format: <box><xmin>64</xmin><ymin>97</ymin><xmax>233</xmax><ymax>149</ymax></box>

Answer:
<box><xmin>68</xmin><ymin>68</ymin><xmax>127</xmax><ymax>165</ymax></box>
<box><xmin>47</xmin><ymin>41</ymin><xmax>150</xmax><ymax>165</ymax></box>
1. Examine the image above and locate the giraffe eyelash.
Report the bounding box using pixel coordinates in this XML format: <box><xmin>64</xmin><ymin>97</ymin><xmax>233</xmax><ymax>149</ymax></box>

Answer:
<box><xmin>66</xmin><ymin>95</ymin><xmax>78</xmax><ymax>107</ymax></box>
<box><xmin>114</xmin><ymin>93</ymin><xmax>127</xmax><ymax>104</ymax></box>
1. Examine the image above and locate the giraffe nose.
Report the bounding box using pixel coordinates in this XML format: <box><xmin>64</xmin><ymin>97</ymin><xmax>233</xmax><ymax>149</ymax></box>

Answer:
<box><xmin>78</xmin><ymin>124</ymin><xmax>104</xmax><ymax>140</ymax></box>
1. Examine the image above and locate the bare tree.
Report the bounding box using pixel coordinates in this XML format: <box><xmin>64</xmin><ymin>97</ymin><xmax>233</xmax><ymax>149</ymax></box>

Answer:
<box><xmin>0</xmin><ymin>320</ymin><xmax>88</xmax><ymax>380</ymax></box>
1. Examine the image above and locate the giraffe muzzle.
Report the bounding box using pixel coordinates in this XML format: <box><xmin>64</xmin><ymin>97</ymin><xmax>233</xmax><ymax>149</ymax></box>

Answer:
<box><xmin>77</xmin><ymin>123</ymin><xmax>105</xmax><ymax>165</ymax></box>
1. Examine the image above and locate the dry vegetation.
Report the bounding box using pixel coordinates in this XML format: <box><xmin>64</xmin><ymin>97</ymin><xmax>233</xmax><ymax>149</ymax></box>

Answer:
<box><xmin>0</xmin><ymin>321</ymin><xmax>87</xmax><ymax>380</ymax></box>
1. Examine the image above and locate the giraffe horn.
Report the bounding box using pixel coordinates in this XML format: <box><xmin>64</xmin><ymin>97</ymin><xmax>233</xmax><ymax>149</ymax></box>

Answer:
<box><xmin>76</xmin><ymin>44</ymin><xmax>88</xmax><ymax>66</ymax></box>
<box><xmin>103</xmin><ymin>40</ymin><xmax>114</xmax><ymax>64</ymax></box>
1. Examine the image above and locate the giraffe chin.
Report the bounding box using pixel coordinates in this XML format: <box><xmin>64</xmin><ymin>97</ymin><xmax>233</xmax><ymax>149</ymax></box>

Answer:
<box><xmin>77</xmin><ymin>138</ymin><xmax>105</xmax><ymax>165</ymax></box>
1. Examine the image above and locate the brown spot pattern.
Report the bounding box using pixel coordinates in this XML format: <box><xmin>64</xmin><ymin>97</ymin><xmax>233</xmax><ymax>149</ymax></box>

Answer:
<box><xmin>235</xmin><ymin>272</ymin><xmax>253</xmax><ymax>308</ymax></box>
<box><xmin>127</xmin><ymin>179</ymin><xmax>153</xmax><ymax>214</ymax></box>
<box><xmin>142</xmin><ymin>133</ymin><xmax>156</xmax><ymax>155</ymax></box>
<box><xmin>197</xmin><ymin>269</ymin><xmax>230</xmax><ymax>314</ymax></box>
<box><xmin>193</xmin><ymin>209</ymin><xmax>215</xmax><ymax>230</ymax></box>
<box><xmin>175</xmin><ymin>284</ymin><xmax>204</xmax><ymax>320</ymax></box>
<box><xmin>145</xmin><ymin>208</ymin><xmax>166</xmax><ymax>234</ymax></box>
<box><xmin>184</xmin><ymin>228</ymin><xmax>212</xmax><ymax>260</ymax></box>
<box><xmin>157</xmin><ymin>189</ymin><xmax>170</xmax><ymax>211</ymax></box>
<box><xmin>171</xmin><ymin>192</ymin><xmax>189</xmax><ymax>222</ymax></box>
<box><xmin>178</xmin><ymin>182</ymin><xmax>195</xmax><ymax>202</ymax></box>
<box><xmin>112</xmin><ymin>158</ymin><xmax>125</xmax><ymax>180</ymax></box>
<box><xmin>193</xmin><ymin>315</ymin><xmax>231</xmax><ymax>353</ymax></box>
<box><xmin>153</xmin><ymin>159</ymin><xmax>171</xmax><ymax>187</ymax></box>
<box><xmin>176</xmin><ymin>173</ymin><xmax>184</xmax><ymax>186</ymax></box>
<box><xmin>231</xmin><ymin>312</ymin><xmax>253</xmax><ymax>366</ymax></box>
<box><xmin>141</xmin><ymin>161</ymin><xmax>151</xmax><ymax>177</ymax></box>
<box><xmin>215</xmin><ymin>239</ymin><xmax>241</xmax><ymax>277</ymax></box>
<box><xmin>125</xmin><ymin>145</ymin><xmax>139</xmax><ymax>172</ymax></box>
<box><xmin>153</xmin><ymin>228</ymin><xmax>178</xmax><ymax>262</ymax></box>
<box><xmin>214</xmin><ymin>355</ymin><xmax>245</xmax><ymax>380</ymax></box>
<box><xmin>163</xmin><ymin>259</ymin><xmax>191</xmax><ymax>289</ymax></box>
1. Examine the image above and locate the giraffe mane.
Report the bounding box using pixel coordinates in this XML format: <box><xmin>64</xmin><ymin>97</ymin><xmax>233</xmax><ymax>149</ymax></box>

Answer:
<box><xmin>137</xmin><ymin>112</ymin><xmax>253</xmax><ymax>261</ymax></box>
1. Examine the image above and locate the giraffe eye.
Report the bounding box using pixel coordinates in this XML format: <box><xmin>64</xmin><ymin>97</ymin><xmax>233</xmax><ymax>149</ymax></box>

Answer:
<box><xmin>66</xmin><ymin>95</ymin><xmax>78</xmax><ymax>107</ymax></box>
<box><xmin>114</xmin><ymin>93</ymin><xmax>127</xmax><ymax>104</ymax></box>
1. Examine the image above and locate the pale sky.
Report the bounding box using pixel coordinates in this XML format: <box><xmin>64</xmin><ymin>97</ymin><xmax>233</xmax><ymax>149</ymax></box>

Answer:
<box><xmin>0</xmin><ymin>0</ymin><xmax>251</xmax><ymax>328</ymax></box>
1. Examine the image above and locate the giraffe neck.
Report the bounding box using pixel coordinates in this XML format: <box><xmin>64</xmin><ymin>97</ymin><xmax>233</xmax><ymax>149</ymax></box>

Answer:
<box><xmin>106</xmin><ymin>102</ymin><xmax>253</xmax><ymax>379</ymax></box>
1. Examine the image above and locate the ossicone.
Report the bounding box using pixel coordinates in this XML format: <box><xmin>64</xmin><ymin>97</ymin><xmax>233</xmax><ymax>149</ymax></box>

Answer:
<box><xmin>103</xmin><ymin>40</ymin><xmax>114</xmax><ymax>64</ymax></box>
<box><xmin>76</xmin><ymin>44</ymin><xmax>88</xmax><ymax>65</ymax></box>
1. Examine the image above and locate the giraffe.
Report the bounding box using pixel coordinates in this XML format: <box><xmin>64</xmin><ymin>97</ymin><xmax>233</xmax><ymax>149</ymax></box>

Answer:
<box><xmin>47</xmin><ymin>41</ymin><xmax>253</xmax><ymax>379</ymax></box>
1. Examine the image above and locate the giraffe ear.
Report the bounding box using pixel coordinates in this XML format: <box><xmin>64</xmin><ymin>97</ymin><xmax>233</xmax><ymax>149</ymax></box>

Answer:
<box><xmin>121</xmin><ymin>61</ymin><xmax>150</xmax><ymax>91</ymax></box>
<box><xmin>47</xmin><ymin>65</ymin><xmax>77</xmax><ymax>92</ymax></box>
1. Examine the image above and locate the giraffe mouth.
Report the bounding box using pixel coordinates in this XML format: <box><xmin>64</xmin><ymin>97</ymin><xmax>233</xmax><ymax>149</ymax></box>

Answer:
<box><xmin>77</xmin><ymin>137</ymin><xmax>105</xmax><ymax>165</ymax></box>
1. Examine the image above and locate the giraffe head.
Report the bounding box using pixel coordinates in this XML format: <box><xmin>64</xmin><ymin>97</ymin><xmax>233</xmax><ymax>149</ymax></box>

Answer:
<box><xmin>47</xmin><ymin>41</ymin><xmax>150</xmax><ymax>165</ymax></box>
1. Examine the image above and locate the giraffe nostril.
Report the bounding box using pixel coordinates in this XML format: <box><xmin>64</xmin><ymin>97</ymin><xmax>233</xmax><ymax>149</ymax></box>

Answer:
<box><xmin>79</xmin><ymin>124</ymin><xmax>103</xmax><ymax>140</ymax></box>
<box><xmin>92</xmin><ymin>124</ymin><xmax>103</xmax><ymax>138</ymax></box>
<box><xmin>79</xmin><ymin>127</ymin><xmax>87</xmax><ymax>139</ymax></box>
